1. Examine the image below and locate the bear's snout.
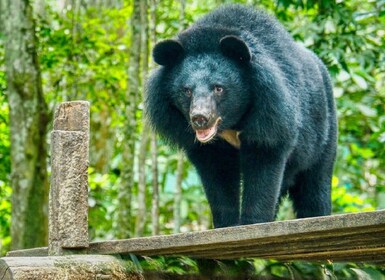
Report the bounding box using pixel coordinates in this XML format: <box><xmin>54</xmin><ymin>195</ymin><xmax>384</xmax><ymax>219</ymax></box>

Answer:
<box><xmin>191</xmin><ymin>114</ymin><xmax>209</xmax><ymax>129</ymax></box>
<box><xmin>189</xmin><ymin>94</ymin><xmax>218</xmax><ymax>131</ymax></box>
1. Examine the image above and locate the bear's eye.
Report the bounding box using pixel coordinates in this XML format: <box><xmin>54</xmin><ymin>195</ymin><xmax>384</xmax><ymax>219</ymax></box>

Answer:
<box><xmin>183</xmin><ymin>87</ymin><xmax>192</xmax><ymax>98</ymax></box>
<box><xmin>214</xmin><ymin>85</ymin><xmax>224</xmax><ymax>96</ymax></box>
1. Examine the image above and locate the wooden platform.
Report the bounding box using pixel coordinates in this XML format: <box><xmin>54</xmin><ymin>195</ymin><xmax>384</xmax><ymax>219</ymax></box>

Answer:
<box><xmin>7</xmin><ymin>210</ymin><xmax>385</xmax><ymax>263</ymax></box>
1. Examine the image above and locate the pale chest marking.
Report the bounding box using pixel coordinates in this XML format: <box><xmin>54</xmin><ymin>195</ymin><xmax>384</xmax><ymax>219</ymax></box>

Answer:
<box><xmin>218</xmin><ymin>130</ymin><xmax>241</xmax><ymax>149</ymax></box>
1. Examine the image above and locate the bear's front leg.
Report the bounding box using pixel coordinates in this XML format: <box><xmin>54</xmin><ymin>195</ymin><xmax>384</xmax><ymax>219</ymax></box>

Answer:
<box><xmin>240</xmin><ymin>143</ymin><xmax>287</xmax><ymax>225</ymax></box>
<box><xmin>186</xmin><ymin>142</ymin><xmax>241</xmax><ymax>228</ymax></box>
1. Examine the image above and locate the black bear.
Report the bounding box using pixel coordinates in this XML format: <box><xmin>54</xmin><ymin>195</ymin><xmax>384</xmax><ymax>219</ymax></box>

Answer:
<box><xmin>145</xmin><ymin>4</ymin><xmax>337</xmax><ymax>228</ymax></box>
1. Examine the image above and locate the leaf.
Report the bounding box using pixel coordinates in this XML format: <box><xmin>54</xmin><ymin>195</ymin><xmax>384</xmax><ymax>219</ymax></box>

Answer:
<box><xmin>324</xmin><ymin>19</ymin><xmax>336</xmax><ymax>34</ymax></box>
<box><xmin>333</xmin><ymin>87</ymin><xmax>344</xmax><ymax>98</ymax></box>
<box><xmin>332</xmin><ymin>176</ymin><xmax>339</xmax><ymax>188</ymax></box>
<box><xmin>379</xmin><ymin>132</ymin><xmax>385</xmax><ymax>143</ymax></box>
<box><xmin>357</xmin><ymin>104</ymin><xmax>377</xmax><ymax>117</ymax></box>
<box><xmin>352</xmin><ymin>74</ymin><xmax>368</xmax><ymax>90</ymax></box>
<box><xmin>350</xmin><ymin>268</ymin><xmax>385</xmax><ymax>280</ymax></box>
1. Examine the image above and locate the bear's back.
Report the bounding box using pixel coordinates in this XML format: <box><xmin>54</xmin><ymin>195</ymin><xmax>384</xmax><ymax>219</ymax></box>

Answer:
<box><xmin>196</xmin><ymin>4</ymin><xmax>280</xmax><ymax>34</ymax></box>
<box><xmin>178</xmin><ymin>4</ymin><xmax>295</xmax><ymax>56</ymax></box>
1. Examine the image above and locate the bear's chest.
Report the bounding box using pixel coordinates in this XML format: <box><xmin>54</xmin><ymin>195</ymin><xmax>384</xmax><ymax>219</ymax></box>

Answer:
<box><xmin>219</xmin><ymin>130</ymin><xmax>241</xmax><ymax>149</ymax></box>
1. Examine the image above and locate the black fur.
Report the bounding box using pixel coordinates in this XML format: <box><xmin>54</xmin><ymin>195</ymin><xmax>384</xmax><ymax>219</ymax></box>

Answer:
<box><xmin>145</xmin><ymin>4</ymin><xmax>337</xmax><ymax>228</ymax></box>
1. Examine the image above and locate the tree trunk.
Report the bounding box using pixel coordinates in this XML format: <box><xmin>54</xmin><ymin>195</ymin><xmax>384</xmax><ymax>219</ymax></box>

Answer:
<box><xmin>90</xmin><ymin>104</ymin><xmax>114</xmax><ymax>173</ymax></box>
<box><xmin>173</xmin><ymin>0</ymin><xmax>187</xmax><ymax>235</ymax></box>
<box><xmin>135</xmin><ymin>125</ymin><xmax>150</xmax><ymax>237</ymax></box>
<box><xmin>116</xmin><ymin>0</ymin><xmax>142</xmax><ymax>239</ymax></box>
<box><xmin>32</xmin><ymin>0</ymin><xmax>46</xmax><ymax>20</ymax></box>
<box><xmin>150</xmin><ymin>134</ymin><xmax>160</xmax><ymax>235</ymax></box>
<box><xmin>135</xmin><ymin>0</ymin><xmax>150</xmax><ymax>237</ymax></box>
<box><xmin>2</xmin><ymin>0</ymin><xmax>49</xmax><ymax>249</ymax></box>
<box><xmin>149</xmin><ymin>0</ymin><xmax>160</xmax><ymax>236</ymax></box>
<box><xmin>136</xmin><ymin>123</ymin><xmax>150</xmax><ymax>237</ymax></box>
<box><xmin>173</xmin><ymin>152</ymin><xmax>185</xmax><ymax>233</ymax></box>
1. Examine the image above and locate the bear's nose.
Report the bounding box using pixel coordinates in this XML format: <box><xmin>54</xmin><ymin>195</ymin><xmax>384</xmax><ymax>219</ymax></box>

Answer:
<box><xmin>191</xmin><ymin>114</ymin><xmax>208</xmax><ymax>128</ymax></box>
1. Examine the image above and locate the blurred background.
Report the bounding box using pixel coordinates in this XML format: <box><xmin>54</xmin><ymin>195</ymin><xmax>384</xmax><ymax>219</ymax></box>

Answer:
<box><xmin>0</xmin><ymin>0</ymin><xmax>384</xmax><ymax>276</ymax></box>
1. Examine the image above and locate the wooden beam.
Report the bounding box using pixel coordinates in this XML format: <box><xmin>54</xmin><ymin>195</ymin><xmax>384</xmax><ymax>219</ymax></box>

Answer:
<box><xmin>89</xmin><ymin>210</ymin><xmax>385</xmax><ymax>262</ymax></box>
<box><xmin>0</xmin><ymin>255</ymin><xmax>141</xmax><ymax>280</ymax></box>
<box><xmin>7</xmin><ymin>210</ymin><xmax>385</xmax><ymax>263</ymax></box>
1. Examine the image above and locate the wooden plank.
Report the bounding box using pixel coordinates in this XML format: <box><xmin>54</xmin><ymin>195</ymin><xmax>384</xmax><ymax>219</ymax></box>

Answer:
<box><xmin>88</xmin><ymin>210</ymin><xmax>385</xmax><ymax>262</ymax></box>
<box><xmin>1</xmin><ymin>258</ymin><xmax>13</xmax><ymax>280</ymax></box>
<box><xmin>7</xmin><ymin>211</ymin><xmax>385</xmax><ymax>263</ymax></box>
<box><xmin>6</xmin><ymin>248</ymin><xmax>48</xmax><ymax>258</ymax></box>
<box><xmin>186</xmin><ymin>226</ymin><xmax>385</xmax><ymax>259</ymax></box>
<box><xmin>0</xmin><ymin>255</ymin><xmax>142</xmax><ymax>280</ymax></box>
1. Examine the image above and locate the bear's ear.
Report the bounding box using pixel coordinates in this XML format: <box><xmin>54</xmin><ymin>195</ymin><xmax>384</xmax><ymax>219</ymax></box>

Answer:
<box><xmin>220</xmin><ymin>35</ymin><xmax>251</xmax><ymax>62</ymax></box>
<box><xmin>153</xmin><ymin>39</ymin><xmax>184</xmax><ymax>66</ymax></box>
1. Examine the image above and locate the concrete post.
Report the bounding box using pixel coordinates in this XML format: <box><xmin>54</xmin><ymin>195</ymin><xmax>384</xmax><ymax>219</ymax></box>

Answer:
<box><xmin>48</xmin><ymin>101</ymin><xmax>90</xmax><ymax>255</ymax></box>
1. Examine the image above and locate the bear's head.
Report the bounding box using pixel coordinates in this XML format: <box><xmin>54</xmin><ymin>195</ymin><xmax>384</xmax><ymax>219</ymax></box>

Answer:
<box><xmin>152</xmin><ymin>35</ymin><xmax>252</xmax><ymax>145</ymax></box>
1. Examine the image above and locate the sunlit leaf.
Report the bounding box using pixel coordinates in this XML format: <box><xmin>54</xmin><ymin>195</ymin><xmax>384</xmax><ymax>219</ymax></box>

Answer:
<box><xmin>357</xmin><ymin>104</ymin><xmax>377</xmax><ymax>117</ymax></box>
<box><xmin>352</xmin><ymin>74</ymin><xmax>368</xmax><ymax>90</ymax></box>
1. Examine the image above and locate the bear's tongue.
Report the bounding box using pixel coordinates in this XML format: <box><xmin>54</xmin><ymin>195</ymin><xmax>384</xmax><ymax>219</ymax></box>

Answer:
<box><xmin>195</xmin><ymin>117</ymin><xmax>221</xmax><ymax>143</ymax></box>
<box><xmin>196</xmin><ymin>126</ymin><xmax>217</xmax><ymax>143</ymax></box>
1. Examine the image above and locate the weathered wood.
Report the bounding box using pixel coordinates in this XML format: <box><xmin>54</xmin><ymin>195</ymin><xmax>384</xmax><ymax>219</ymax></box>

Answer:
<box><xmin>53</xmin><ymin>101</ymin><xmax>90</xmax><ymax>132</ymax></box>
<box><xmin>88</xmin><ymin>210</ymin><xmax>385</xmax><ymax>262</ymax></box>
<box><xmin>0</xmin><ymin>255</ymin><xmax>142</xmax><ymax>280</ymax></box>
<box><xmin>6</xmin><ymin>248</ymin><xmax>48</xmax><ymax>257</ymax></box>
<box><xmin>8</xmin><ymin>210</ymin><xmax>385</xmax><ymax>263</ymax></box>
<box><xmin>49</xmin><ymin>101</ymin><xmax>90</xmax><ymax>255</ymax></box>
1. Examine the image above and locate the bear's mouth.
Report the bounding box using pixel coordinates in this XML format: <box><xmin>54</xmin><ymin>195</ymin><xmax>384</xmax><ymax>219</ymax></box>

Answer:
<box><xmin>195</xmin><ymin>117</ymin><xmax>222</xmax><ymax>143</ymax></box>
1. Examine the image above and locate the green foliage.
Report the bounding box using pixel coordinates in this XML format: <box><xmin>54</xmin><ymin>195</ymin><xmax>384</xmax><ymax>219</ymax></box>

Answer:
<box><xmin>139</xmin><ymin>256</ymin><xmax>199</xmax><ymax>275</ymax></box>
<box><xmin>135</xmin><ymin>257</ymin><xmax>385</xmax><ymax>279</ymax></box>
<box><xmin>254</xmin><ymin>260</ymin><xmax>385</xmax><ymax>279</ymax></box>
<box><xmin>88</xmin><ymin>168</ymin><xmax>120</xmax><ymax>240</ymax></box>
<box><xmin>0</xmin><ymin>37</ymin><xmax>11</xmax><ymax>255</ymax></box>
<box><xmin>37</xmin><ymin>5</ymin><xmax>130</xmax><ymax>105</ymax></box>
